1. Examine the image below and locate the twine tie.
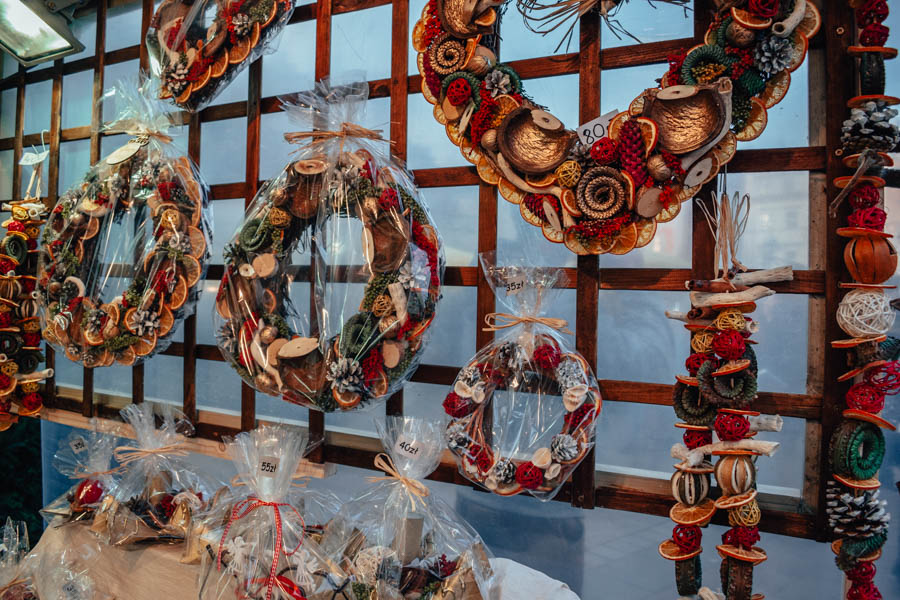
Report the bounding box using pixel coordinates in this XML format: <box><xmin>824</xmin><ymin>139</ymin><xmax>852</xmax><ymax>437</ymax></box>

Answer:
<box><xmin>113</xmin><ymin>442</ymin><xmax>188</xmax><ymax>465</ymax></box>
<box><xmin>482</xmin><ymin>312</ymin><xmax>573</xmax><ymax>335</ymax></box>
<box><xmin>365</xmin><ymin>453</ymin><xmax>429</xmax><ymax>510</ymax></box>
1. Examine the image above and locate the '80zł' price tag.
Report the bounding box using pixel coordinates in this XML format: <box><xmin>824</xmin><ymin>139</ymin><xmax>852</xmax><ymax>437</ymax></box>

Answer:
<box><xmin>576</xmin><ymin>109</ymin><xmax>619</xmax><ymax>147</ymax></box>
<box><xmin>259</xmin><ymin>456</ymin><xmax>280</xmax><ymax>478</ymax></box>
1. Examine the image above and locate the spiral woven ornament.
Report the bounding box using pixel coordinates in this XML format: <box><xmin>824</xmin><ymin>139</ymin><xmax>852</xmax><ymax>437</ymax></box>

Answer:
<box><xmin>412</xmin><ymin>0</ymin><xmax>820</xmax><ymax>254</ymax></box>
<box><xmin>837</xmin><ymin>289</ymin><xmax>895</xmax><ymax>339</ymax></box>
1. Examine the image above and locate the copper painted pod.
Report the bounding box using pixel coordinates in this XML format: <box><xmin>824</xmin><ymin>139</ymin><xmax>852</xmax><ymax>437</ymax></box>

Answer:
<box><xmin>642</xmin><ymin>82</ymin><xmax>729</xmax><ymax>155</ymax></box>
<box><xmin>497</xmin><ymin>107</ymin><xmax>576</xmax><ymax>175</ymax></box>
<box><xmin>844</xmin><ymin>236</ymin><xmax>898</xmax><ymax>284</ymax></box>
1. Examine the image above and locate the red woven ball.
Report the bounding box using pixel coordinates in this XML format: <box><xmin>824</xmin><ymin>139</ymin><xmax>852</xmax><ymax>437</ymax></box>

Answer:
<box><xmin>683</xmin><ymin>429</ymin><xmax>712</xmax><ymax>450</ymax></box>
<box><xmin>590</xmin><ymin>137</ymin><xmax>618</xmax><ymax>164</ymax></box>
<box><xmin>747</xmin><ymin>0</ymin><xmax>778</xmax><ymax>18</ymax></box>
<box><xmin>446</xmin><ymin>77</ymin><xmax>472</xmax><ymax>106</ymax></box>
<box><xmin>864</xmin><ymin>361</ymin><xmax>900</xmax><ymax>395</ymax></box>
<box><xmin>848</xmin><ymin>207</ymin><xmax>887</xmax><ymax>231</ymax></box>
<box><xmin>857</xmin><ymin>0</ymin><xmax>890</xmax><ymax>25</ymax></box>
<box><xmin>846</xmin><ymin>562</ymin><xmax>877</xmax><ymax>583</ymax></box>
<box><xmin>378</xmin><ymin>188</ymin><xmax>400</xmax><ymax>211</ymax></box>
<box><xmin>6</xmin><ymin>221</ymin><xmax>24</xmax><ymax>233</ymax></box>
<box><xmin>848</xmin><ymin>583</ymin><xmax>883</xmax><ymax>600</ymax></box>
<box><xmin>0</xmin><ymin>259</ymin><xmax>15</xmax><ymax>274</ymax></box>
<box><xmin>22</xmin><ymin>332</ymin><xmax>41</xmax><ymax>347</ymax></box>
<box><xmin>443</xmin><ymin>392</ymin><xmax>474</xmax><ymax>418</ymax></box>
<box><xmin>515</xmin><ymin>461</ymin><xmax>544</xmax><ymax>489</ymax></box>
<box><xmin>20</xmin><ymin>392</ymin><xmax>42</xmax><ymax>411</ymax></box>
<box><xmin>714</xmin><ymin>413</ymin><xmax>750</xmax><ymax>441</ymax></box>
<box><xmin>20</xmin><ymin>277</ymin><xmax>34</xmax><ymax>291</ymax></box>
<box><xmin>533</xmin><ymin>343</ymin><xmax>561</xmax><ymax>370</ymax></box>
<box><xmin>672</xmin><ymin>524</ymin><xmax>702</xmax><ymax>553</ymax></box>
<box><xmin>721</xmin><ymin>526</ymin><xmax>760</xmax><ymax>550</ymax></box>
<box><xmin>846</xmin><ymin>381</ymin><xmax>886</xmax><ymax>413</ymax></box>
<box><xmin>849</xmin><ymin>184</ymin><xmax>881</xmax><ymax>210</ymax></box>
<box><xmin>711</xmin><ymin>329</ymin><xmax>746</xmax><ymax>361</ymax></box>
<box><xmin>467</xmin><ymin>443</ymin><xmax>494</xmax><ymax>473</ymax></box>
<box><xmin>0</xmin><ymin>397</ymin><xmax>10</xmax><ymax>414</ymax></box>
<box><xmin>478</xmin><ymin>363</ymin><xmax>504</xmax><ymax>386</ymax></box>
<box><xmin>0</xmin><ymin>313</ymin><xmax>12</xmax><ymax>328</ymax></box>
<box><xmin>685</xmin><ymin>352</ymin><xmax>716</xmax><ymax>376</ymax></box>
<box><xmin>861</xmin><ymin>23</ymin><xmax>890</xmax><ymax>46</ymax></box>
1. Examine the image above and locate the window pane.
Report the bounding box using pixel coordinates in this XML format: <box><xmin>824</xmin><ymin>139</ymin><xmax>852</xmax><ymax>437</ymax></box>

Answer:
<box><xmin>600</xmin><ymin>1</ymin><xmax>693</xmax><ymax>49</ymax></box>
<box><xmin>420</xmin><ymin>185</ymin><xmax>478</xmax><ymax>267</ymax></box>
<box><xmin>201</xmin><ymin>118</ymin><xmax>246</xmax><ymax>184</ymax></box>
<box><xmin>1</xmin><ymin>88</ymin><xmax>16</xmax><ymax>138</ymax></box>
<box><xmin>62</xmin><ymin>71</ymin><xmax>93</xmax><ymax>129</ymax></box>
<box><xmin>24</xmin><ymin>80</ymin><xmax>51</xmax><ymax>135</ymax></box>
<box><xmin>64</xmin><ymin>15</ymin><xmax>96</xmax><ymax>63</ymax></box>
<box><xmin>58</xmin><ymin>138</ymin><xmax>90</xmax><ymax>194</ymax></box>
<box><xmin>105</xmin><ymin>1</ymin><xmax>143</xmax><ymax>53</ymax></box>
<box><xmin>0</xmin><ymin>149</ymin><xmax>12</xmax><ymax>200</ymax></box>
<box><xmin>261</xmin><ymin>21</ymin><xmax>315</xmax><ymax>98</ymax></box>
<box><xmin>331</xmin><ymin>5</ymin><xmax>392</xmax><ymax>82</ymax></box>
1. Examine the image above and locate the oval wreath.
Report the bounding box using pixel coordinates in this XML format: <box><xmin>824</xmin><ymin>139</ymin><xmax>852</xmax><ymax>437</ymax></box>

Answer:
<box><xmin>215</xmin><ymin>149</ymin><xmax>444</xmax><ymax>412</ymax></box>
<box><xmin>444</xmin><ymin>332</ymin><xmax>601</xmax><ymax>499</ymax></box>
<box><xmin>38</xmin><ymin>149</ymin><xmax>210</xmax><ymax>368</ymax></box>
<box><xmin>413</xmin><ymin>1</ymin><xmax>820</xmax><ymax>254</ymax></box>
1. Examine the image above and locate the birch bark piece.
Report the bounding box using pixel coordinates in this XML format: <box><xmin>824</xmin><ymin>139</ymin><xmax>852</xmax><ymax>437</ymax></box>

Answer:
<box><xmin>532</xmin><ymin>447</ymin><xmax>552</xmax><ymax>469</ymax></box>
<box><xmin>277</xmin><ymin>337</ymin><xmax>318</xmax><ymax>358</ymax></box>
<box><xmin>388</xmin><ymin>282</ymin><xmax>408</xmax><ymax>322</ymax></box>
<box><xmin>382</xmin><ymin>341</ymin><xmax>402</xmax><ymax>368</ymax></box>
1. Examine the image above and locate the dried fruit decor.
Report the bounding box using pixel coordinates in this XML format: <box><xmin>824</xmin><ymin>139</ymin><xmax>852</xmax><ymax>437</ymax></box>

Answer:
<box><xmin>662</xmin><ymin>191</ymin><xmax>792</xmax><ymax>600</ymax></box>
<box><xmin>413</xmin><ymin>0</ymin><xmax>820</xmax><ymax>254</ymax></box>
<box><xmin>0</xmin><ymin>147</ymin><xmax>53</xmax><ymax>432</ymax></box>
<box><xmin>825</xmin><ymin>2</ymin><xmax>899</xmax><ymax>598</ymax></box>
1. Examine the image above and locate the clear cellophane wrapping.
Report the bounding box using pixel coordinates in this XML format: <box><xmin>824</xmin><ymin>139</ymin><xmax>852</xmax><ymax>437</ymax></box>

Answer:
<box><xmin>0</xmin><ymin>519</ymin><xmax>34</xmax><ymax>600</ymax></box>
<box><xmin>318</xmin><ymin>416</ymin><xmax>495</xmax><ymax>600</ymax></box>
<box><xmin>442</xmin><ymin>253</ymin><xmax>602</xmax><ymax>501</ymax></box>
<box><xmin>38</xmin><ymin>79</ymin><xmax>211</xmax><ymax>369</ymax></box>
<box><xmin>40</xmin><ymin>424</ymin><xmax>121</xmax><ymax>526</ymax></box>
<box><xmin>214</xmin><ymin>79</ymin><xmax>444</xmax><ymax>412</ymax></box>
<box><xmin>90</xmin><ymin>403</ymin><xmax>216</xmax><ymax>546</ymax></box>
<box><xmin>199</xmin><ymin>424</ymin><xmax>349</xmax><ymax>600</ymax></box>
<box><xmin>146</xmin><ymin>0</ymin><xmax>295</xmax><ymax>111</ymax></box>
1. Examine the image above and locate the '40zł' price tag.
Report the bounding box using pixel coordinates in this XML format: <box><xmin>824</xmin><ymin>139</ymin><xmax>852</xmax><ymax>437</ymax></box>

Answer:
<box><xmin>393</xmin><ymin>435</ymin><xmax>421</xmax><ymax>458</ymax></box>
<box><xmin>577</xmin><ymin>109</ymin><xmax>619</xmax><ymax>147</ymax></box>
<box><xmin>259</xmin><ymin>456</ymin><xmax>279</xmax><ymax>477</ymax></box>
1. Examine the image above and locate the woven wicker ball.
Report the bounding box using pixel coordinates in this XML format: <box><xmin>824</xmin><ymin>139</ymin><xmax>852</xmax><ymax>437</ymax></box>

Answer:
<box><xmin>691</xmin><ymin>330</ymin><xmax>715</xmax><ymax>354</ymax></box>
<box><xmin>836</xmin><ymin>289</ymin><xmax>896</xmax><ymax>338</ymax></box>
<box><xmin>555</xmin><ymin>160</ymin><xmax>582</xmax><ymax>188</ymax></box>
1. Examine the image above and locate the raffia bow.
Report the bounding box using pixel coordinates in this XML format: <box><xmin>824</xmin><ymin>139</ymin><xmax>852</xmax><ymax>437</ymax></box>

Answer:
<box><xmin>113</xmin><ymin>442</ymin><xmax>188</xmax><ymax>465</ymax></box>
<box><xmin>365</xmin><ymin>453</ymin><xmax>430</xmax><ymax>510</ymax></box>
<box><xmin>72</xmin><ymin>465</ymin><xmax>123</xmax><ymax>479</ymax></box>
<box><xmin>284</xmin><ymin>122</ymin><xmax>390</xmax><ymax>156</ymax></box>
<box><xmin>482</xmin><ymin>312</ymin><xmax>573</xmax><ymax>335</ymax></box>
<box><xmin>104</xmin><ymin>116</ymin><xmax>174</xmax><ymax>145</ymax></box>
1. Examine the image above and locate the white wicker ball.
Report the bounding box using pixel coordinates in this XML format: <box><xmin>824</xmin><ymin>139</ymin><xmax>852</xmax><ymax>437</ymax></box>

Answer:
<box><xmin>836</xmin><ymin>288</ymin><xmax>896</xmax><ymax>338</ymax></box>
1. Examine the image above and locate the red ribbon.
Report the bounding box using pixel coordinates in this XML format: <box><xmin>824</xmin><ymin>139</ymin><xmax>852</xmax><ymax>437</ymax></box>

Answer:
<box><xmin>217</xmin><ymin>496</ymin><xmax>306</xmax><ymax>600</ymax></box>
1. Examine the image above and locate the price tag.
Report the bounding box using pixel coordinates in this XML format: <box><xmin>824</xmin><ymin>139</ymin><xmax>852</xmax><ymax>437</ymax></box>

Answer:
<box><xmin>576</xmin><ymin>109</ymin><xmax>619</xmax><ymax>147</ymax></box>
<box><xmin>258</xmin><ymin>456</ymin><xmax>279</xmax><ymax>477</ymax></box>
<box><xmin>69</xmin><ymin>436</ymin><xmax>87</xmax><ymax>454</ymax></box>
<box><xmin>393</xmin><ymin>435</ymin><xmax>421</xmax><ymax>459</ymax></box>
<box><xmin>504</xmin><ymin>274</ymin><xmax>526</xmax><ymax>296</ymax></box>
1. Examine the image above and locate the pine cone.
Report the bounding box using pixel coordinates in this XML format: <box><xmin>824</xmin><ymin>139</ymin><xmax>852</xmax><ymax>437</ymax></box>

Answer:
<box><xmin>841</xmin><ymin>101</ymin><xmax>900</xmax><ymax>153</ymax></box>
<box><xmin>826</xmin><ymin>481</ymin><xmax>890</xmax><ymax>538</ymax></box>
<box><xmin>618</xmin><ymin>119</ymin><xmax>648</xmax><ymax>186</ymax></box>
<box><xmin>754</xmin><ymin>34</ymin><xmax>793</xmax><ymax>75</ymax></box>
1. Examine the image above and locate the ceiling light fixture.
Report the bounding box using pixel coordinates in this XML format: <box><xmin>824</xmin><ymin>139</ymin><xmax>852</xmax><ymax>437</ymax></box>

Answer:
<box><xmin>0</xmin><ymin>0</ymin><xmax>83</xmax><ymax>68</ymax></box>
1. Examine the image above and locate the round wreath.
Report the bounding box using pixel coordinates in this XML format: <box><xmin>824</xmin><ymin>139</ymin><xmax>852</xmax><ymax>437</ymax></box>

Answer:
<box><xmin>215</xmin><ymin>150</ymin><xmax>444</xmax><ymax>412</ymax></box>
<box><xmin>413</xmin><ymin>1</ymin><xmax>820</xmax><ymax>255</ymax></box>
<box><xmin>38</xmin><ymin>148</ymin><xmax>210</xmax><ymax>368</ymax></box>
<box><xmin>443</xmin><ymin>333</ymin><xmax>601</xmax><ymax>498</ymax></box>
<box><xmin>147</xmin><ymin>0</ymin><xmax>294</xmax><ymax>110</ymax></box>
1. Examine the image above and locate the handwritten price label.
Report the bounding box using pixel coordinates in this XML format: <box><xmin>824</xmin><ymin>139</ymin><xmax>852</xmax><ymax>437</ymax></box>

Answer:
<box><xmin>393</xmin><ymin>435</ymin><xmax>421</xmax><ymax>458</ymax></box>
<box><xmin>70</xmin><ymin>436</ymin><xmax>87</xmax><ymax>454</ymax></box>
<box><xmin>258</xmin><ymin>456</ymin><xmax>279</xmax><ymax>477</ymax></box>
<box><xmin>504</xmin><ymin>274</ymin><xmax>526</xmax><ymax>296</ymax></box>
<box><xmin>576</xmin><ymin>109</ymin><xmax>619</xmax><ymax>147</ymax></box>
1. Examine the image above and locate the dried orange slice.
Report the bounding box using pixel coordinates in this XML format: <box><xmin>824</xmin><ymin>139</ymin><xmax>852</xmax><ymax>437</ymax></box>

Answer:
<box><xmin>564</xmin><ymin>230</ymin><xmax>590</xmax><ymax>256</ymax></box>
<box><xmin>734</xmin><ymin>98</ymin><xmax>768</xmax><ymax>142</ymax></box>
<box><xmin>717</xmin><ymin>544</ymin><xmax>767</xmax><ymax>565</ymax></box>
<box><xmin>758</xmin><ymin>70</ymin><xmax>790</xmax><ymax>109</ymax></box>
<box><xmin>116</xmin><ymin>346</ymin><xmax>136</xmax><ymax>366</ymax></box>
<box><xmin>498</xmin><ymin>178</ymin><xmax>526</xmax><ymax>205</ymax></box>
<box><xmin>560</xmin><ymin>188</ymin><xmax>580</xmax><ymax>217</ymax></box>
<box><xmin>159</xmin><ymin>87</ymin><xmax>173</xmax><ymax>100</ymax></box>
<box><xmin>169</xmin><ymin>275</ymin><xmax>188</xmax><ymax>310</ymax></box>
<box><xmin>542</xmin><ymin>223</ymin><xmax>564</xmax><ymax>244</ymax></box>
<box><xmin>634</xmin><ymin>218</ymin><xmax>657</xmax><ymax>249</ymax></box>
<box><xmin>133</xmin><ymin>332</ymin><xmax>157</xmax><ymax>357</ymax></box>
<box><xmin>333</xmin><ymin>387</ymin><xmax>362</xmax><ymax>408</ymax></box>
<box><xmin>520</xmin><ymin>201</ymin><xmax>543</xmax><ymax>227</ymax></box>
<box><xmin>831</xmin><ymin>539</ymin><xmax>881</xmax><ymax>563</ymax></box>
<box><xmin>785</xmin><ymin>33</ymin><xmax>808</xmax><ymax>72</ymax></box>
<box><xmin>656</xmin><ymin>198</ymin><xmax>682</xmax><ymax>223</ymax></box>
<box><xmin>157</xmin><ymin>306</ymin><xmax>175</xmax><ymax>337</ymax></box>
<box><xmin>492</xmin><ymin>94</ymin><xmax>520</xmax><ymax>124</ymax></box>
<box><xmin>606</xmin><ymin>112</ymin><xmax>629</xmax><ymax>140</ymax></box>
<box><xmin>124</xmin><ymin>308</ymin><xmax>139</xmax><ymax>334</ymax></box>
<box><xmin>187</xmin><ymin>226</ymin><xmax>207</xmax><ymax>258</ymax></box>
<box><xmin>712</xmin><ymin>131</ymin><xmax>737</xmax><ymax>166</ymax></box>
<box><xmin>176</xmin><ymin>84</ymin><xmax>192</xmax><ymax>105</ymax></box>
<box><xmin>477</xmin><ymin>156</ymin><xmax>501</xmax><ymax>185</ymax></box>
<box><xmin>229</xmin><ymin>35</ymin><xmax>252</xmax><ymax>65</ymax></box>
<box><xmin>262</xmin><ymin>0</ymin><xmax>278</xmax><ymax>27</ymax></box>
<box><xmin>659</xmin><ymin>539</ymin><xmax>702</xmax><ymax>561</ymax></box>
<box><xmin>715</xmin><ymin>489</ymin><xmax>758</xmax><ymax>510</ymax></box>
<box><xmin>628</xmin><ymin>93</ymin><xmax>647</xmax><ymax>116</ymax></box>
<box><xmin>83</xmin><ymin>324</ymin><xmax>104</xmax><ymax>347</ymax></box>
<box><xmin>731</xmin><ymin>7</ymin><xmax>772</xmax><ymax>29</ymax></box>
<box><xmin>191</xmin><ymin>66</ymin><xmax>212</xmax><ymax>94</ymax></box>
<box><xmin>181</xmin><ymin>254</ymin><xmax>202</xmax><ymax>287</ymax></box>
<box><xmin>797</xmin><ymin>1</ymin><xmax>822</xmax><ymax>38</ymax></box>
<box><xmin>83</xmin><ymin>217</ymin><xmax>100</xmax><ymax>240</ymax></box>
<box><xmin>670</xmin><ymin>498</ymin><xmax>716</xmax><ymax>526</ymax></box>
<box><xmin>249</xmin><ymin>22</ymin><xmax>261</xmax><ymax>49</ymax></box>
<box><xmin>526</xmin><ymin>171</ymin><xmax>557</xmax><ymax>188</ymax></box>
<box><xmin>211</xmin><ymin>48</ymin><xmax>229</xmax><ymax>78</ymax></box>
<box><xmin>609</xmin><ymin>222</ymin><xmax>638</xmax><ymax>255</ymax></box>
<box><xmin>412</xmin><ymin>19</ymin><xmax>428</xmax><ymax>52</ymax></box>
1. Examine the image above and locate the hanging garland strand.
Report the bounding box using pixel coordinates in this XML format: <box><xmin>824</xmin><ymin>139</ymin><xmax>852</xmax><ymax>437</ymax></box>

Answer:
<box><xmin>826</xmin><ymin>3</ymin><xmax>899</xmax><ymax>599</ymax></box>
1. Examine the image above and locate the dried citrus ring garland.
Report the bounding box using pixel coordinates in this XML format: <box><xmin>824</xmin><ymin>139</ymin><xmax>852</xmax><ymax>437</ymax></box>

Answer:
<box><xmin>215</xmin><ymin>150</ymin><xmax>443</xmax><ymax>412</ymax></box>
<box><xmin>38</xmin><ymin>148</ymin><xmax>210</xmax><ymax>368</ymax></box>
<box><xmin>443</xmin><ymin>333</ymin><xmax>601</xmax><ymax>499</ymax></box>
<box><xmin>147</xmin><ymin>0</ymin><xmax>294</xmax><ymax>111</ymax></box>
<box><xmin>412</xmin><ymin>0</ymin><xmax>820</xmax><ymax>255</ymax></box>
